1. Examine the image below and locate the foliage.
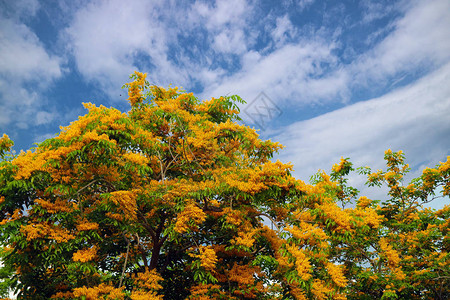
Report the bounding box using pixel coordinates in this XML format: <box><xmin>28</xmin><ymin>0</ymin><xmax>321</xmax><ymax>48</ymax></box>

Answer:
<box><xmin>0</xmin><ymin>72</ymin><xmax>449</xmax><ymax>299</ymax></box>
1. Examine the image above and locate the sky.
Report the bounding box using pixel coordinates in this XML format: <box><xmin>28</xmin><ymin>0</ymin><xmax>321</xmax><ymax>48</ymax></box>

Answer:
<box><xmin>1</xmin><ymin>0</ymin><xmax>449</xmax><ymax>203</ymax></box>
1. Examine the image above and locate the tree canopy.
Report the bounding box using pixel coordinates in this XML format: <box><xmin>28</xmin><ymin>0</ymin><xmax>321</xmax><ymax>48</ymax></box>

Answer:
<box><xmin>0</xmin><ymin>72</ymin><xmax>449</xmax><ymax>299</ymax></box>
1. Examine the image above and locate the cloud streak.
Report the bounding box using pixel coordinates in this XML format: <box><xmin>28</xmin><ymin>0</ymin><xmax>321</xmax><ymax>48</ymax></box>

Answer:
<box><xmin>273</xmin><ymin>62</ymin><xmax>450</xmax><ymax>187</ymax></box>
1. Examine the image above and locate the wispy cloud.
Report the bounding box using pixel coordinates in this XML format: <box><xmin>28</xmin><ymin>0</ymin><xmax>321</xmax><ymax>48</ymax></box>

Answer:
<box><xmin>273</xmin><ymin>62</ymin><xmax>450</xmax><ymax>188</ymax></box>
<box><xmin>351</xmin><ymin>0</ymin><xmax>450</xmax><ymax>88</ymax></box>
<box><xmin>271</xmin><ymin>15</ymin><xmax>298</xmax><ymax>46</ymax></box>
<box><xmin>0</xmin><ymin>7</ymin><xmax>62</xmax><ymax>132</ymax></box>
<box><xmin>359</xmin><ymin>0</ymin><xmax>396</xmax><ymax>24</ymax></box>
<box><xmin>200</xmin><ymin>0</ymin><xmax>450</xmax><ymax>127</ymax></box>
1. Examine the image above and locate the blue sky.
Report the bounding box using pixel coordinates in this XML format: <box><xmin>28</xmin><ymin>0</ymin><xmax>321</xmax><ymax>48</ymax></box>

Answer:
<box><xmin>1</xmin><ymin>0</ymin><xmax>449</xmax><ymax>200</ymax></box>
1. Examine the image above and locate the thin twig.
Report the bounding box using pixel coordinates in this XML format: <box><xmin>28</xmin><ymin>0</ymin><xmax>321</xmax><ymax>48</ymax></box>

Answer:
<box><xmin>119</xmin><ymin>234</ymin><xmax>131</xmax><ymax>288</ymax></box>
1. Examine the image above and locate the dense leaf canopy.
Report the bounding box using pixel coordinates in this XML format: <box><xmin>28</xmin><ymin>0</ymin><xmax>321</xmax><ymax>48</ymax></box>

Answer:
<box><xmin>0</xmin><ymin>72</ymin><xmax>449</xmax><ymax>299</ymax></box>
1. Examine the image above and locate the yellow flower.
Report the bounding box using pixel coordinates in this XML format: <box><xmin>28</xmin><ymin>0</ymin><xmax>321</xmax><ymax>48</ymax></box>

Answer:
<box><xmin>76</xmin><ymin>221</ymin><xmax>99</xmax><ymax>231</ymax></box>
<box><xmin>379</xmin><ymin>238</ymin><xmax>401</xmax><ymax>268</ymax></box>
<box><xmin>125</xmin><ymin>71</ymin><xmax>147</xmax><ymax>106</ymax></box>
<box><xmin>123</xmin><ymin>151</ymin><xmax>148</xmax><ymax>165</ymax></box>
<box><xmin>132</xmin><ymin>268</ymin><xmax>163</xmax><ymax>291</ymax></box>
<box><xmin>311</xmin><ymin>279</ymin><xmax>333</xmax><ymax>300</ymax></box>
<box><xmin>0</xmin><ymin>133</ymin><xmax>14</xmax><ymax>150</ymax></box>
<box><xmin>286</xmin><ymin>244</ymin><xmax>312</xmax><ymax>281</ymax></box>
<box><xmin>73</xmin><ymin>246</ymin><xmax>98</xmax><ymax>262</ymax></box>
<box><xmin>327</xmin><ymin>262</ymin><xmax>347</xmax><ymax>287</ymax></box>
<box><xmin>109</xmin><ymin>190</ymin><xmax>138</xmax><ymax>220</ymax></box>
<box><xmin>174</xmin><ymin>202</ymin><xmax>206</xmax><ymax>234</ymax></box>
<box><xmin>356</xmin><ymin>196</ymin><xmax>372</xmax><ymax>208</ymax></box>
<box><xmin>189</xmin><ymin>246</ymin><xmax>218</xmax><ymax>271</ymax></box>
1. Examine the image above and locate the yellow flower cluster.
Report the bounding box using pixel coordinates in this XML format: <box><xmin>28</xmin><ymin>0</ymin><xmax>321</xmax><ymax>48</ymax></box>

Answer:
<box><xmin>73</xmin><ymin>283</ymin><xmax>124</xmax><ymax>300</ymax></box>
<box><xmin>0</xmin><ymin>208</ymin><xmax>21</xmax><ymax>226</ymax></box>
<box><xmin>231</xmin><ymin>227</ymin><xmax>258</xmax><ymax>249</ymax></box>
<box><xmin>423</xmin><ymin>156</ymin><xmax>450</xmax><ymax>195</ymax></box>
<box><xmin>123</xmin><ymin>151</ymin><xmax>148</xmax><ymax>166</ymax></box>
<box><xmin>130</xmin><ymin>290</ymin><xmax>163</xmax><ymax>300</ymax></box>
<box><xmin>290</xmin><ymin>287</ymin><xmax>307</xmax><ymax>300</ymax></box>
<box><xmin>189</xmin><ymin>245</ymin><xmax>218</xmax><ymax>271</ymax></box>
<box><xmin>438</xmin><ymin>156</ymin><xmax>450</xmax><ymax>173</ymax></box>
<box><xmin>12</xmin><ymin>150</ymin><xmax>47</xmax><ymax>180</ymax></box>
<box><xmin>35</xmin><ymin>198</ymin><xmax>74</xmax><ymax>214</ymax></box>
<box><xmin>331</xmin><ymin>157</ymin><xmax>347</xmax><ymax>173</ymax></box>
<box><xmin>227</xmin><ymin>263</ymin><xmax>259</xmax><ymax>286</ymax></box>
<box><xmin>174</xmin><ymin>202</ymin><xmax>206</xmax><ymax>234</ymax></box>
<box><xmin>223</xmin><ymin>207</ymin><xmax>242</xmax><ymax>227</ymax></box>
<box><xmin>285</xmin><ymin>223</ymin><xmax>328</xmax><ymax>248</ymax></box>
<box><xmin>58</xmin><ymin>103</ymin><xmax>125</xmax><ymax>144</ymax></box>
<box><xmin>220</xmin><ymin>169</ymin><xmax>266</xmax><ymax>194</ymax></box>
<box><xmin>76</xmin><ymin>221</ymin><xmax>99</xmax><ymax>231</ymax></box>
<box><xmin>0</xmin><ymin>133</ymin><xmax>13</xmax><ymax>149</ymax></box>
<box><xmin>21</xmin><ymin>223</ymin><xmax>75</xmax><ymax>243</ymax></box>
<box><xmin>125</xmin><ymin>71</ymin><xmax>147</xmax><ymax>106</ymax></box>
<box><xmin>59</xmin><ymin>103</ymin><xmax>101</xmax><ymax>141</ymax></box>
<box><xmin>50</xmin><ymin>291</ymin><xmax>75</xmax><ymax>299</ymax></box>
<box><xmin>189</xmin><ymin>283</ymin><xmax>221</xmax><ymax>300</ymax></box>
<box><xmin>261</xmin><ymin>226</ymin><xmax>283</xmax><ymax>253</ymax></box>
<box><xmin>132</xmin><ymin>268</ymin><xmax>163</xmax><ymax>291</ymax></box>
<box><xmin>311</xmin><ymin>279</ymin><xmax>333</xmax><ymax>300</ymax></box>
<box><xmin>367</xmin><ymin>169</ymin><xmax>383</xmax><ymax>184</ymax></box>
<box><xmin>326</xmin><ymin>262</ymin><xmax>347</xmax><ymax>287</ymax></box>
<box><xmin>350</xmin><ymin>206</ymin><xmax>384</xmax><ymax>229</ymax></box>
<box><xmin>81</xmin><ymin>130</ymin><xmax>116</xmax><ymax>145</ymax></box>
<box><xmin>109</xmin><ymin>190</ymin><xmax>138</xmax><ymax>220</ymax></box>
<box><xmin>73</xmin><ymin>246</ymin><xmax>98</xmax><ymax>262</ymax></box>
<box><xmin>285</xmin><ymin>244</ymin><xmax>312</xmax><ymax>281</ymax></box>
<box><xmin>216</xmin><ymin>160</ymin><xmax>296</xmax><ymax>195</ymax></box>
<box><xmin>356</xmin><ymin>196</ymin><xmax>372</xmax><ymax>208</ymax></box>
<box><xmin>317</xmin><ymin>203</ymin><xmax>352</xmax><ymax>233</ymax></box>
<box><xmin>379</xmin><ymin>238</ymin><xmax>401</xmax><ymax>268</ymax></box>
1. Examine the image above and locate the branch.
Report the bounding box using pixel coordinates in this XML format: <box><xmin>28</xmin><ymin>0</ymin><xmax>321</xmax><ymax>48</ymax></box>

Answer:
<box><xmin>156</xmin><ymin>150</ymin><xmax>166</xmax><ymax>181</ymax></box>
<box><xmin>135</xmin><ymin>233</ymin><xmax>148</xmax><ymax>268</ymax></box>
<box><xmin>75</xmin><ymin>179</ymin><xmax>98</xmax><ymax>195</ymax></box>
<box><xmin>432</xmin><ymin>276</ymin><xmax>450</xmax><ymax>280</ymax></box>
<box><xmin>119</xmin><ymin>233</ymin><xmax>131</xmax><ymax>288</ymax></box>
<box><xmin>255</xmin><ymin>213</ymin><xmax>281</xmax><ymax>231</ymax></box>
<box><xmin>137</xmin><ymin>210</ymin><xmax>156</xmax><ymax>241</ymax></box>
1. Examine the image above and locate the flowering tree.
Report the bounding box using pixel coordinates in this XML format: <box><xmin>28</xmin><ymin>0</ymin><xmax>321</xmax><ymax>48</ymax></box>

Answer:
<box><xmin>327</xmin><ymin>152</ymin><xmax>449</xmax><ymax>299</ymax></box>
<box><xmin>0</xmin><ymin>72</ymin><xmax>448</xmax><ymax>299</ymax></box>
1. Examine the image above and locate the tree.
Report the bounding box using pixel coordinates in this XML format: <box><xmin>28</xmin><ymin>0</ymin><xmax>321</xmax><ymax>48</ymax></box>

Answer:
<box><xmin>326</xmin><ymin>152</ymin><xmax>449</xmax><ymax>299</ymax></box>
<box><xmin>0</xmin><ymin>72</ymin><xmax>448</xmax><ymax>299</ymax></box>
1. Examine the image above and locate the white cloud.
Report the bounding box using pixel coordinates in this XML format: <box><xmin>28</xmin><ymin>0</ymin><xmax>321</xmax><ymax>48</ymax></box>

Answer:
<box><xmin>0</xmin><ymin>17</ymin><xmax>62</xmax><ymax>130</ymax></box>
<box><xmin>273</xmin><ymin>62</ymin><xmax>450</xmax><ymax>192</ymax></box>
<box><xmin>193</xmin><ymin>0</ymin><xmax>248</xmax><ymax>29</ymax></box>
<box><xmin>65</xmin><ymin>0</ymin><xmax>189</xmax><ymax>98</ymax></box>
<box><xmin>190</xmin><ymin>0</ymin><xmax>253</xmax><ymax>56</ymax></box>
<box><xmin>199</xmin><ymin>0</ymin><xmax>450</xmax><ymax>125</ymax></box>
<box><xmin>36</xmin><ymin>111</ymin><xmax>56</xmax><ymax>125</ymax></box>
<box><xmin>271</xmin><ymin>15</ymin><xmax>297</xmax><ymax>45</ymax></box>
<box><xmin>298</xmin><ymin>0</ymin><xmax>315</xmax><ymax>11</ymax></box>
<box><xmin>360</xmin><ymin>0</ymin><xmax>396</xmax><ymax>24</ymax></box>
<box><xmin>0</xmin><ymin>20</ymin><xmax>61</xmax><ymax>81</ymax></box>
<box><xmin>200</xmin><ymin>41</ymin><xmax>347</xmax><ymax>124</ymax></box>
<box><xmin>1</xmin><ymin>0</ymin><xmax>40</xmax><ymax>20</ymax></box>
<box><xmin>352</xmin><ymin>0</ymin><xmax>450</xmax><ymax>85</ymax></box>
<box><xmin>212</xmin><ymin>28</ymin><xmax>247</xmax><ymax>54</ymax></box>
<box><xmin>33</xmin><ymin>132</ymin><xmax>57</xmax><ymax>145</ymax></box>
<box><xmin>64</xmin><ymin>0</ymin><xmax>262</xmax><ymax>100</ymax></box>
